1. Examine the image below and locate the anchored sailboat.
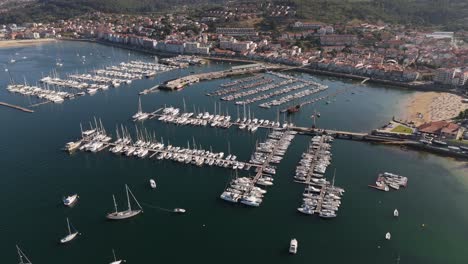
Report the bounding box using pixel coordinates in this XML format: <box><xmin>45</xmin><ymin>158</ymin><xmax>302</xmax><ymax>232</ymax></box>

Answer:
<box><xmin>60</xmin><ymin>217</ymin><xmax>80</xmax><ymax>244</ymax></box>
<box><xmin>106</xmin><ymin>184</ymin><xmax>143</xmax><ymax>220</ymax></box>
<box><xmin>16</xmin><ymin>245</ymin><xmax>32</xmax><ymax>264</ymax></box>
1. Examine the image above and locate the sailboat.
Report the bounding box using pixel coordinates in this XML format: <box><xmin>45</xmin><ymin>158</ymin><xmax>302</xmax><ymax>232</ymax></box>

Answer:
<box><xmin>16</xmin><ymin>245</ymin><xmax>32</xmax><ymax>264</ymax></box>
<box><xmin>106</xmin><ymin>184</ymin><xmax>143</xmax><ymax>220</ymax></box>
<box><xmin>60</xmin><ymin>217</ymin><xmax>80</xmax><ymax>244</ymax></box>
<box><xmin>110</xmin><ymin>249</ymin><xmax>125</xmax><ymax>264</ymax></box>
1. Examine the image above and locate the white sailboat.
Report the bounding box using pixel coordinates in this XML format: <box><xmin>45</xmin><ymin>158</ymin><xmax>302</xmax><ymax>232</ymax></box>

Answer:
<box><xmin>60</xmin><ymin>217</ymin><xmax>80</xmax><ymax>244</ymax></box>
<box><xmin>149</xmin><ymin>179</ymin><xmax>156</xmax><ymax>189</ymax></box>
<box><xmin>394</xmin><ymin>209</ymin><xmax>399</xmax><ymax>217</ymax></box>
<box><xmin>16</xmin><ymin>245</ymin><xmax>32</xmax><ymax>264</ymax></box>
<box><xmin>106</xmin><ymin>185</ymin><xmax>143</xmax><ymax>220</ymax></box>
<box><xmin>110</xmin><ymin>249</ymin><xmax>126</xmax><ymax>264</ymax></box>
<box><xmin>385</xmin><ymin>232</ymin><xmax>391</xmax><ymax>240</ymax></box>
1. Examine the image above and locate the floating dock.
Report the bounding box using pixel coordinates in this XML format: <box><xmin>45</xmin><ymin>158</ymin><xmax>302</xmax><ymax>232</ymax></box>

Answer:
<box><xmin>0</xmin><ymin>102</ymin><xmax>34</xmax><ymax>113</ymax></box>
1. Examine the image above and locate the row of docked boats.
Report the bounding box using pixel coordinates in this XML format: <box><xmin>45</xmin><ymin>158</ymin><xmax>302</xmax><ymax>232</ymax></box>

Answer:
<box><xmin>294</xmin><ymin>135</ymin><xmax>333</xmax><ymax>182</ymax></box>
<box><xmin>220</xmin><ymin>130</ymin><xmax>296</xmax><ymax>207</ymax></box>
<box><xmin>41</xmin><ymin>76</ymin><xmax>114</xmax><ymax>94</ymax></box>
<box><xmin>6</xmin><ymin>83</ymin><xmax>75</xmax><ymax>103</ymax></box>
<box><xmin>293</xmin><ymin>135</ymin><xmax>345</xmax><ymax>218</ymax></box>
<box><xmin>220</xmin><ymin>74</ymin><xmax>265</xmax><ymax>87</ymax></box>
<box><xmin>259</xmin><ymin>85</ymin><xmax>328</xmax><ymax>109</ymax></box>
<box><xmin>145</xmin><ymin>106</ymin><xmax>291</xmax><ymax>132</ymax></box>
<box><xmin>222</xmin><ymin>79</ymin><xmax>293</xmax><ymax>102</ymax></box>
<box><xmin>69</xmin><ymin>73</ymin><xmax>131</xmax><ymax>86</ymax></box>
<box><xmin>68</xmin><ymin>121</ymin><xmax>250</xmax><ymax>171</ymax></box>
<box><xmin>207</xmin><ymin>78</ymin><xmax>274</xmax><ymax>96</ymax></box>
<box><xmin>45</xmin><ymin>60</ymin><xmax>177</xmax><ymax>95</ymax></box>
<box><xmin>369</xmin><ymin>172</ymin><xmax>408</xmax><ymax>191</ymax></box>
<box><xmin>235</xmin><ymin>80</ymin><xmax>307</xmax><ymax>105</ymax></box>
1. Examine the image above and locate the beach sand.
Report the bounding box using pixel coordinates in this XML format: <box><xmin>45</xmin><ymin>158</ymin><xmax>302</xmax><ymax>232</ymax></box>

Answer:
<box><xmin>0</xmin><ymin>39</ymin><xmax>58</xmax><ymax>48</ymax></box>
<box><xmin>402</xmin><ymin>91</ymin><xmax>468</xmax><ymax>126</ymax></box>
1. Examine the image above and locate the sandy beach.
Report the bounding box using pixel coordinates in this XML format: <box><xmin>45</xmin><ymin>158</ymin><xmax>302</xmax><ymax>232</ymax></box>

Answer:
<box><xmin>0</xmin><ymin>39</ymin><xmax>58</xmax><ymax>48</ymax></box>
<box><xmin>402</xmin><ymin>91</ymin><xmax>468</xmax><ymax>126</ymax></box>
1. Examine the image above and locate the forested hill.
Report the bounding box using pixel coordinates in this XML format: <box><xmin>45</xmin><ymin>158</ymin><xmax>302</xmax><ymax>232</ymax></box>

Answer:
<box><xmin>291</xmin><ymin>0</ymin><xmax>468</xmax><ymax>30</ymax></box>
<box><xmin>1</xmin><ymin>0</ymin><xmax>467</xmax><ymax>30</ymax></box>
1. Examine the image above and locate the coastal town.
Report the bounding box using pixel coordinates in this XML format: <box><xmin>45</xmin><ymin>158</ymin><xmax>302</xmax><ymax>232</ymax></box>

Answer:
<box><xmin>0</xmin><ymin>5</ymin><xmax>467</xmax><ymax>92</ymax></box>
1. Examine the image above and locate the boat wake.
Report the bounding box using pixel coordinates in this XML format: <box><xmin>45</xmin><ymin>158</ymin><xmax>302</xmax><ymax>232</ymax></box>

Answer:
<box><xmin>141</xmin><ymin>202</ymin><xmax>181</xmax><ymax>213</ymax></box>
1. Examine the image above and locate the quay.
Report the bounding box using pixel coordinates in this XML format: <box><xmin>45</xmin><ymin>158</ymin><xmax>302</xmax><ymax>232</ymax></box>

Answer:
<box><xmin>0</xmin><ymin>102</ymin><xmax>34</xmax><ymax>113</ymax></box>
<box><xmin>160</xmin><ymin>63</ymin><xmax>286</xmax><ymax>90</ymax></box>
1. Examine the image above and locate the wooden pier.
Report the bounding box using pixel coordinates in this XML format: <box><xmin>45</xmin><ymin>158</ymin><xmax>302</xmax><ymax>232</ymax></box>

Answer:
<box><xmin>0</xmin><ymin>102</ymin><xmax>34</xmax><ymax>113</ymax></box>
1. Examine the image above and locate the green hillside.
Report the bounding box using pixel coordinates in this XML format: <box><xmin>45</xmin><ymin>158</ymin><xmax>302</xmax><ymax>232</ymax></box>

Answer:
<box><xmin>0</xmin><ymin>0</ymin><xmax>467</xmax><ymax>30</ymax></box>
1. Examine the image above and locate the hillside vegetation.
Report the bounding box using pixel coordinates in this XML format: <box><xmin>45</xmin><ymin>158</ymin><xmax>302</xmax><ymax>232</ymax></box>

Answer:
<box><xmin>0</xmin><ymin>0</ymin><xmax>467</xmax><ymax>30</ymax></box>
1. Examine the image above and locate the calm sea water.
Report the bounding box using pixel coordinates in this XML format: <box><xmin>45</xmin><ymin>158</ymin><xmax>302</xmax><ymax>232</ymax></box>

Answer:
<box><xmin>0</xmin><ymin>41</ymin><xmax>467</xmax><ymax>264</ymax></box>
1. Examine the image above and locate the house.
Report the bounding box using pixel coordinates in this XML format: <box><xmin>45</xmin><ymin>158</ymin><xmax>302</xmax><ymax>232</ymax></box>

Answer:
<box><xmin>418</xmin><ymin>121</ymin><xmax>460</xmax><ymax>138</ymax></box>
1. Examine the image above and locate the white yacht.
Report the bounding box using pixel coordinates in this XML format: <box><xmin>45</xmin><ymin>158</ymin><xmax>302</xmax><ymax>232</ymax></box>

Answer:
<box><xmin>64</xmin><ymin>141</ymin><xmax>81</xmax><ymax>152</ymax></box>
<box><xmin>173</xmin><ymin>208</ymin><xmax>186</xmax><ymax>213</ymax></box>
<box><xmin>149</xmin><ymin>179</ymin><xmax>157</xmax><ymax>189</ymax></box>
<box><xmin>297</xmin><ymin>205</ymin><xmax>314</xmax><ymax>215</ymax></box>
<box><xmin>289</xmin><ymin>238</ymin><xmax>298</xmax><ymax>254</ymax></box>
<box><xmin>385</xmin><ymin>232</ymin><xmax>391</xmax><ymax>240</ymax></box>
<box><xmin>63</xmin><ymin>194</ymin><xmax>79</xmax><ymax>207</ymax></box>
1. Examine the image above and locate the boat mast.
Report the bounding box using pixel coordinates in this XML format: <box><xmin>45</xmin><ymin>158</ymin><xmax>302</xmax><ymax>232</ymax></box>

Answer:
<box><xmin>126</xmin><ymin>185</ymin><xmax>132</xmax><ymax>211</ymax></box>
<box><xmin>332</xmin><ymin>168</ymin><xmax>336</xmax><ymax>187</ymax></box>
<box><xmin>138</xmin><ymin>96</ymin><xmax>142</xmax><ymax>114</ymax></box>
<box><xmin>16</xmin><ymin>245</ymin><xmax>32</xmax><ymax>264</ymax></box>
<box><xmin>112</xmin><ymin>249</ymin><xmax>117</xmax><ymax>262</ymax></box>
<box><xmin>112</xmin><ymin>195</ymin><xmax>118</xmax><ymax>213</ymax></box>
<box><xmin>66</xmin><ymin>218</ymin><xmax>71</xmax><ymax>235</ymax></box>
<box><xmin>127</xmin><ymin>185</ymin><xmax>143</xmax><ymax>210</ymax></box>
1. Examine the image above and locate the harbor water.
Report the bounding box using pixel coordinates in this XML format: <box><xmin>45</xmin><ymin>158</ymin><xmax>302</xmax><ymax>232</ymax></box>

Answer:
<box><xmin>0</xmin><ymin>41</ymin><xmax>467</xmax><ymax>264</ymax></box>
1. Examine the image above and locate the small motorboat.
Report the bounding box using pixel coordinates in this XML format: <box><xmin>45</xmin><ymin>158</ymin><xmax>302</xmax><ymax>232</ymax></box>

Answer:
<box><xmin>63</xmin><ymin>194</ymin><xmax>79</xmax><ymax>207</ymax></box>
<box><xmin>289</xmin><ymin>238</ymin><xmax>298</xmax><ymax>254</ymax></box>
<box><xmin>173</xmin><ymin>208</ymin><xmax>186</xmax><ymax>214</ymax></box>
<box><xmin>385</xmin><ymin>232</ymin><xmax>391</xmax><ymax>240</ymax></box>
<box><xmin>149</xmin><ymin>179</ymin><xmax>156</xmax><ymax>189</ymax></box>
<box><xmin>394</xmin><ymin>209</ymin><xmax>399</xmax><ymax>217</ymax></box>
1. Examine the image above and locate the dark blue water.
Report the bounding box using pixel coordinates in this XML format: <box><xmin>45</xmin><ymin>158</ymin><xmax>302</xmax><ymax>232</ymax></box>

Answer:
<box><xmin>0</xmin><ymin>41</ymin><xmax>467</xmax><ymax>264</ymax></box>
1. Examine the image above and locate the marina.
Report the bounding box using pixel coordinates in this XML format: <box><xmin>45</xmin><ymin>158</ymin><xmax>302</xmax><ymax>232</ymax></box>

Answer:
<box><xmin>6</xmin><ymin>60</ymin><xmax>180</xmax><ymax>105</ymax></box>
<box><xmin>1</xmin><ymin>41</ymin><xmax>467</xmax><ymax>264</ymax></box>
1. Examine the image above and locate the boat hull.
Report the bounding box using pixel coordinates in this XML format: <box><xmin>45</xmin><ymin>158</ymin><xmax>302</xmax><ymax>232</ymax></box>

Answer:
<box><xmin>106</xmin><ymin>209</ymin><xmax>142</xmax><ymax>220</ymax></box>
<box><xmin>60</xmin><ymin>232</ymin><xmax>79</xmax><ymax>244</ymax></box>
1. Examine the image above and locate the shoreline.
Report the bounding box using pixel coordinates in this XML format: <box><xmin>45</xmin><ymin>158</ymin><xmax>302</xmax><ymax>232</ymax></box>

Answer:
<box><xmin>0</xmin><ymin>38</ymin><xmax>58</xmax><ymax>48</ymax></box>
<box><xmin>401</xmin><ymin>91</ymin><xmax>468</xmax><ymax>126</ymax></box>
<box><xmin>63</xmin><ymin>38</ymin><xmax>464</xmax><ymax>94</ymax></box>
